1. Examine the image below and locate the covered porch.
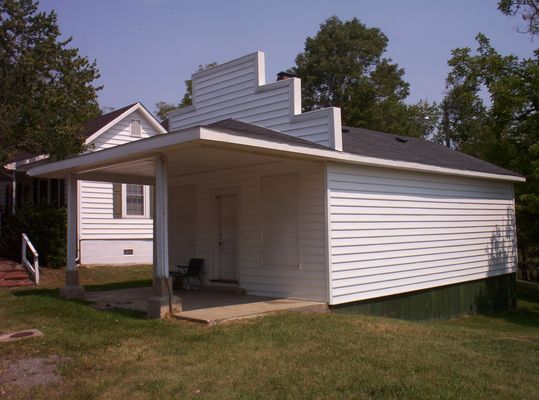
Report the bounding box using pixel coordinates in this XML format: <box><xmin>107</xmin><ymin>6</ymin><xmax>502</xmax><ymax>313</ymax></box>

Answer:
<box><xmin>27</xmin><ymin>120</ymin><xmax>332</xmax><ymax>318</ymax></box>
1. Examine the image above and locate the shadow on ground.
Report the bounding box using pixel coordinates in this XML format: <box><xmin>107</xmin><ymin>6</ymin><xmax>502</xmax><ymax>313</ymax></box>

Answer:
<box><xmin>10</xmin><ymin>283</ymin><xmax>149</xmax><ymax>320</ymax></box>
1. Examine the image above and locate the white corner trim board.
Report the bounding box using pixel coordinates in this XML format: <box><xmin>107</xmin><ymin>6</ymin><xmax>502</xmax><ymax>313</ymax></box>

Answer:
<box><xmin>167</xmin><ymin>51</ymin><xmax>343</xmax><ymax>151</ymax></box>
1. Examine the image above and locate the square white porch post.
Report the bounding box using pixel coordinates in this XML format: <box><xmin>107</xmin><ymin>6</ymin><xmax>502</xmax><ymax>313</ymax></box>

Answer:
<box><xmin>147</xmin><ymin>154</ymin><xmax>182</xmax><ymax>318</ymax></box>
<box><xmin>60</xmin><ymin>172</ymin><xmax>84</xmax><ymax>298</ymax></box>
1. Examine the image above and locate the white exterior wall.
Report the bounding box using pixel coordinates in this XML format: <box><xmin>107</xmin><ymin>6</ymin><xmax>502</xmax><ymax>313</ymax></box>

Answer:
<box><xmin>168</xmin><ymin>52</ymin><xmax>342</xmax><ymax>150</ymax></box>
<box><xmin>80</xmin><ymin>239</ymin><xmax>153</xmax><ymax>265</ymax></box>
<box><xmin>169</xmin><ymin>159</ymin><xmax>327</xmax><ymax>301</ymax></box>
<box><xmin>90</xmin><ymin>110</ymin><xmax>159</xmax><ymax>150</ymax></box>
<box><xmin>78</xmin><ymin>109</ymin><xmax>161</xmax><ymax>265</ymax></box>
<box><xmin>327</xmin><ymin>163</ymin><xmax>517</xmax><ymax>305</ymax></box>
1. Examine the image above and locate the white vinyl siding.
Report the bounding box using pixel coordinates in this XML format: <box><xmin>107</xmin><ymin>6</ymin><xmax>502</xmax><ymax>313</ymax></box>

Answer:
<box><xmin>78</xmin><ymin>111</ymin><xmax>161</xmax><ymax>255</ymax></box>
<box><xmin>169</xmin><ymin>159</ymin><xmax>327</xmax><ymax>301</ymax></box>
<box><xmin>90</xmin><ymin>110</ymin><xmax>159</xmax><ymax>150</ymax></box>
<box><xmin>261</xmin><ymin>174</ymin><xmax>299</xmax><ymax>268</ymax></box>
<box><xmin>327</xmin><ymin>163</ymin><xmax>517</xmax><ymax>305</ymax></box>
<box><xmin>79</xmin><ymin>180</ymin><xmax>153</xmax><ymax>240</ymax></box>
<box><xmin>168</xmin><ymin>53</ymin><xmax>339</xmax><ymax>148</ymax></box>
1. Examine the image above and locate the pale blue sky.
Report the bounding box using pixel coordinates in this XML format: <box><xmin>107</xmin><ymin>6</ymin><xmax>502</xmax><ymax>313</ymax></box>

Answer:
<box><xmin>40</xmin><ymin>0</ymin><xmax>536</xmax><ymax>114</ymax></box>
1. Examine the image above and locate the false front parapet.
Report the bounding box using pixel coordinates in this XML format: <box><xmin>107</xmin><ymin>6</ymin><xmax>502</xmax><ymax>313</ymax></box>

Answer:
<box><xmin>167</xmin><ymin>51</ymin><xmax>342</xmax><ymax>151</ymax></box>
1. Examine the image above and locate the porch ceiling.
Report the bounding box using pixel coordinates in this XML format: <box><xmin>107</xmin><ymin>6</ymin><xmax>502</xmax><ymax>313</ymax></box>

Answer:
<box><xmin>25</xmin><ymin>122</ymin><xmax>333</xmax><ymax>185</ymax></box>
<box><xmin>76</xmin><ymin>145</ymin><xmax>284</xmax><ymax>184</ymax></box>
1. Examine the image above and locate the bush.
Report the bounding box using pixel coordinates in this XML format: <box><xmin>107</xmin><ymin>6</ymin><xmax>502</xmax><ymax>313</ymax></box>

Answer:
<box><xmin>519</xmin><ymin>260</ymin><xmax>539</xmax><ymax>282</ymax></box>
<box><xmin>0</xmin><ymin>203</ymin><xmax>67</xmax><ymax>268</ymax></box>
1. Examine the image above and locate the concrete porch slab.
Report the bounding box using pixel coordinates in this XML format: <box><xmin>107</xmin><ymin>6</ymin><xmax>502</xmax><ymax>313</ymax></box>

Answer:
<box><xmin>83</xmin><ymin>287</ymin><xmax>327</xmax><ymax>324</ymax></box>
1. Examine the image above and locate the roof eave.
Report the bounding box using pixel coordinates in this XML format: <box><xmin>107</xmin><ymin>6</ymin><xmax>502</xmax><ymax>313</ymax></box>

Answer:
<box><xmin>27</xmin><ymin>125</ymin><xmax>526</xmax><ymax>183</ymax></box>
<box><xmin>200</xmin><ymin>129</ymin><xmax>526</xmax><ymax>183</ymax></box>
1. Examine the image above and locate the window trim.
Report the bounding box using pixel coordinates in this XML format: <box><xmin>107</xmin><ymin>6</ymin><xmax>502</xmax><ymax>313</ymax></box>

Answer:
<box><xmin>122</xmin><ymin>184</ymin><xmax>150</xmax><ymax>218</ymax></box>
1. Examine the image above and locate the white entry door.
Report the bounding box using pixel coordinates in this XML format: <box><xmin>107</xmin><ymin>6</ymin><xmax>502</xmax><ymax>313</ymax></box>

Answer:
<box><xmin>216</xmin><ymin>194</ymin><xmax>238</xmax><ymax>282</ymax></box>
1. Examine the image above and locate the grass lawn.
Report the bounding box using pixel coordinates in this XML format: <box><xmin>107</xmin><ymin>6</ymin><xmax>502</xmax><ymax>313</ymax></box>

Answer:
<box><xmin>1</xmin><ymin>265</ymin><xmax>538</xmax><ymax>399</ymax></box>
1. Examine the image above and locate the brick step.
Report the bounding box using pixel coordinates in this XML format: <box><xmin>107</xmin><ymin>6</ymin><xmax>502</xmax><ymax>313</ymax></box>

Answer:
<box><xmin>0</xmin><ymin>259</ymin><xmax>25</xmax><ymax>272</ymax></box>
<box><xmin>0</xmin><ymin>279</ymin><xmax>34</xmax><ymax>287</ymax></box>
<box><xmin>0</xmin><ymin>271</ymin><xmax>31</xmax><ymax>280</ymax></box>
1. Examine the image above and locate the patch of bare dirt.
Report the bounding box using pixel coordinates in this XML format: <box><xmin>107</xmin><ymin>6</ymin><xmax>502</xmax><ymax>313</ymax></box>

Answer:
<box><xmin>0</xmin><ymin>355</ymin><xmax>67</xmax><ymax>395</ymax></box>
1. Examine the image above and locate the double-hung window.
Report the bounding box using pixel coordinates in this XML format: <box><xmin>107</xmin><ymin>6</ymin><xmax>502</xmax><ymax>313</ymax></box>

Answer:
<box><xmin>123</xmin><ymin>184</ymin><xmax>148</xmax><ymax>217</ymax></box>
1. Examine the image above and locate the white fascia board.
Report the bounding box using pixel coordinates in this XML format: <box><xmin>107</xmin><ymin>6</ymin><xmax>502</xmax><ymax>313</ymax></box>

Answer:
<box><xmin>136</xmin><ymin>104</ymin><xmax>168</xmax><ymax>134</ymax></box>
<box><xmin>5</xmin><ymin>154</ymin><xmax>50</xmax><ymax>170</ymax></box>
<box><xmin>84</xmin><ymin>103</ymin><xmax>140</xmax><ymax>144</ymax></box>
<box><xmin>199</xmin><ymin>128</ymin><xmax>526</xmax><ymax>183</ymax></box>
<box><xmin>28</xmin><ymin>128</ymin><xmax>201</xmax><ymax>177</ymax></box>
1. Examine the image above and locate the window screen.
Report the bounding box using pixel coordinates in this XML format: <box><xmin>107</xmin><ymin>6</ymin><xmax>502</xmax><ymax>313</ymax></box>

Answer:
<box><xmin>126</xmin><ymin>184</ymin><xmax>145</xmax><ymax>216</ymax></box>
<box><xmin>130</xmin><ymin>119</ymin><xmax>141</xmax><ymax>137</ymax></box>
<box><xmin>261</xmin><ymin>174</ymin><xmax>299</xmax><ymax>267</ymax></box>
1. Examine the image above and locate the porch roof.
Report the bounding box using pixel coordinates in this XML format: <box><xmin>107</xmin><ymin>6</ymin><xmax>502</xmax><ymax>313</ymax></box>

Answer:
<box><xmin>27</xmin><ymin>119</ymin><xmax>525</xmax><ymax>183</ymax></box>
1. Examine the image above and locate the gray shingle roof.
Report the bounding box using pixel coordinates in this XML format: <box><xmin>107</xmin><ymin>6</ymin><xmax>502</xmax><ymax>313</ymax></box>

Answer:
<box><xmin>342</xmin><ymin>126</ymin><xmax>522</xmax><ymax>178</ymax></box>
<box><xmin>204</xmin><ymin>120</ymin><xmax>521</xmax><ymax>178</ymax></box>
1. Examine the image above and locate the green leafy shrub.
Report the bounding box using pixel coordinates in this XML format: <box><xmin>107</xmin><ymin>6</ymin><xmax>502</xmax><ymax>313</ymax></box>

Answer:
<box><xmin>0</xmin><ymin>203</ymin><xmax>67</xmax><ymax>268</ymax></box>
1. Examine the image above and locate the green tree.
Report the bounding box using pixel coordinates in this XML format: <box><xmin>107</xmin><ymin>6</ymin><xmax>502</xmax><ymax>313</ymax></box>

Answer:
<box><xmin>292</xmin><ymin>16</ymin><xmax>438</xmax><ymax>138</ymax></box>
<box><xmin>498</xmin><ymin>0</ymin><xmax>539</xmax><ymax>36</ymax></box>
<box><xmin>155</xmin><ymin>101</ymin><xmax>177</xmax><ymax>121</ymax></box>
<box><xmin>155</xmin><ymin>62</ymin><xmax>217</xmax><ymax>121</ymax></box>
<box><xmin>441</xmin><ymin>33</ymin><xmax>539</xmax><ymax>275</ymax></box>
<box><xmin>0</xmin><ymin>0</ymin><xmax>101</xmax><ymax>164</ymax></box>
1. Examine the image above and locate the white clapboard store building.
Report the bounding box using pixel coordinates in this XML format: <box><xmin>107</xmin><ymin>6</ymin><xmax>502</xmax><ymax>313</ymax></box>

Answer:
<box><xmin>25</xmin><ymin>52</ymin><xmax>524</xmax><ymax>318</ymax></box>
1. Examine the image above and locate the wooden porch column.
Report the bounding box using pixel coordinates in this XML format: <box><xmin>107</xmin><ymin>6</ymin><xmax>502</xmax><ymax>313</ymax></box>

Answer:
<box><xmin>60</xmin><ymin>172</ymin><xmax>84</xmax><ymax>299</ymax></box>
<box><xmin>147</xmin><ymin>154</ymin><xmax>182</xmax><ymax>318</ymax></box>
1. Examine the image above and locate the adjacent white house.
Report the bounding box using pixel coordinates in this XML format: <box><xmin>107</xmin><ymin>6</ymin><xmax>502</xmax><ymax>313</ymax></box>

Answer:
<box><xmin>25</xmin><ymin>51</ymin><xmax>524</xmax><ymax>319</ymax></box>
<box><xmin>1</xmin><ymin>103</ymin><xmax>166</xmax><ymax>265</ymax></box>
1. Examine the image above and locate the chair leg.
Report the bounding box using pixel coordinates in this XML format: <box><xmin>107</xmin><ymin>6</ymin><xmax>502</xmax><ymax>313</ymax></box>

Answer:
<box><xmin>198</xmin><ymin>276</ymin><xmax>203</xmax><ymax>287</ymax></box>
<box><xmin>186</xmin><ymin>277</ymin><xmax>192</xmax><ymax>290</ymax></box>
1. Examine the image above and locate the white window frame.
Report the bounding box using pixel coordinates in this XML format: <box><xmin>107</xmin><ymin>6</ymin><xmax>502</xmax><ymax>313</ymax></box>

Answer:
<box><xmin>129</xmin><ymin>119</ymin><xmax>142</xmax><ymax>137</ymax></box>
<box><xmin>122</xmin><ymin>184</ymin><xmax>150</xmax><ymax>218</ymax></box>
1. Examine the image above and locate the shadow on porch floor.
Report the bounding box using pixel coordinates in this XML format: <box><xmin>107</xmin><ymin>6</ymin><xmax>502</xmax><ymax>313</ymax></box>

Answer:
<box><xmin>83</xmin><ymin>287</ymin><xmax>328</xmax><ymax>324</ymax></box>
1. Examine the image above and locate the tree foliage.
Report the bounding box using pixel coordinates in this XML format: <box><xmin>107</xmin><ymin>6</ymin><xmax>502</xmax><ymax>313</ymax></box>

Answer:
<box><xmin>292</xmin><ymin>16</ymin><xmax>438</xmax><ymax>138</ymax></box>
<box><xmin>155</xmin><ymin>62</ymin><xmax>217</xmax><ymax>122</ymax></box>
<box><xmin>155</xmin><ymin>101</ymin><xmax>177</xmax><ymax>122</ymax></box>
<box><xmin>0</xmin><ymin>203</ymin><xmax>67</xmax><ymax>267</ymax></box>
<box><xmin>498</xmin><ymin>0</ymin><xmax>539</xmax><ymax>37</ymax></box>
<box><xmin>0</xmin><ymin>0</ymin><xmax>101</xmax><ymax>164</ymax></box>
<box><xmin>441</xmin><ymin>33</ymin><xmax>539</xmax><ymax>270</ymax></box>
